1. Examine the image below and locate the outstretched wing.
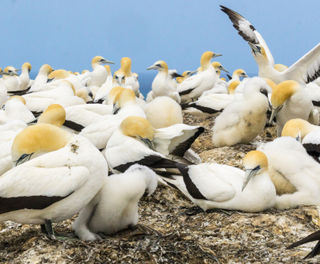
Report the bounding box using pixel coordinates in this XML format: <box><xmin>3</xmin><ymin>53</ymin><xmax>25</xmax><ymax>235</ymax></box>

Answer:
<box><xmin>220</xmin><ymin>5</ymin><xmax>274</xmax><ymax>65</ymax></box>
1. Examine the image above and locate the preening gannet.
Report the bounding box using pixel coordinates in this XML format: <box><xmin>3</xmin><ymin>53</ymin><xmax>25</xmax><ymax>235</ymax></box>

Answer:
<box><xmin>0</xmin><ymin>124</ymin><xmax>107</xmax><ymax>238</ymax></box>
<box><xmin>144</xmin><ymin>96</ymin><xmax>183</xmax><ymax>129</ymax></box>
<box><xmin>73</xmin><ymin>164</ymin><xmax>157</xmax><ymax>240</ymax></box>
<box><xmin>212</xmin><ymin>77</ymin><xmax>269</xmax><ymax>146</ymax></box>
<box><xmin>269</xmin><ymin>80</ymin><xmax>316</xmax><ymax>136</ymax></box>
<box><xmin>178</xmin><ymin>51</ymin><xmax>221</xmax><ymax>103</ymax></box>
<box><xmin>162</xmin><ymin>151</ymin><xmax>275</xmax><ymax>212</ymax></box>
<box><xmin>147</xmin><ymin>60</ymin><xmax>181</xmax><ymax>103</ymax></box>
<box><xmin>18</xmin><ymin>62</ymin><xmax>32</xmax><ymax>92</ymax></box>
<box><xmin>220</xmin><ymin>5</ymin><xmax>320</xmax><ymax>85</ymax></box>
<box><xmin>258</xmin><ymin>136</ymin><xmax>320</xmax><ymax>209</ymax></box>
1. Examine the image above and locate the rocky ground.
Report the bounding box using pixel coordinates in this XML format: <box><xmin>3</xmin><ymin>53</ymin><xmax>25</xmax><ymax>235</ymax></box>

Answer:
<box><xmin>1</xmin><ymin>113</ymin><xmax>320</xmax><ymax>263</ymax></box>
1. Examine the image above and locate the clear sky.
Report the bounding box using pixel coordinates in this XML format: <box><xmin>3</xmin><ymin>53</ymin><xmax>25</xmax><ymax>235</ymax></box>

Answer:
<box><xmin>1</xmin><ymin>0</ymin><xmax>320</xmax><ymax>81</ymax></box>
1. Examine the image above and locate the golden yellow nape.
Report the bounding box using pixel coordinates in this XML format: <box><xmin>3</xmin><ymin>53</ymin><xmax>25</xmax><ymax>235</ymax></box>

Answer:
<box><xmin>120</xmin><ymin>116</ymin><xmax>155</xmax><ymax>140</ymax></box>
<box><xmin>120</xmin><ymin>57</ymin><xmax>132</xmax><ymax>76</ymax></box>
<box><xmin>92</xmin><ymin>56</ymin><xmax>104</xmax><ymax>65</ymax></box>
<box><xmin>243</xmin><ymin>150</ymin><xmax>268</xmax><ymax>169</ymax></box>
<box><xmin>12</xmin><ymin>123</ymin><xmax>71</xmax><ymax>161</ymax></box>
<box><xmin>22</xmin><ymin>62</ymin><xmax>32</xmax><ymax>71</ymax></box>
<box><xmin>48</xmin><ymin>69</ymin><xmax>70</xmax><ymax>80</ymax></box>
<box><xmin>263</xmin><ymin>78</ymin><xmax>277</xmax><ymax>91</ymax></box>
<box><xmin>37</xmin><ymin>104</ymin><xmax>66</xmax><ymax>127</ymax></box>
<box><xmin>42</xmin><ymin>64</ymin><xmax>53</xmax><ymax>73</ymax></box>
<box><xmin>271</xmin><ymin>80</ymin><xmax>299</xmax><ymax>107</ymax></box>
<box><xmin>109</xmin><ymin>86</ymin><xmax>125</xmax><ymax>101</ymax></box>
<box><xmin>200</xmin><ymin>51</ymin><xmax>214</xmax><ymax>69</ymax></box>
<box><xmin>104</xmin><ymin>65</ymin><xmax>111</xmax><ymax>75</ymax></box>
<box><xmin>9</xmin><ymin>96</ymin><xmax>26</xmax><ymax>105</ymax></box>
<box><xmin>281</xmin><ymin>118</ymin><xmax>312</xmax><ymax>138</ymax></box>
<box><xmin>228</xmin><ymin>80</ymin><xmax>240</xmax><ymax>94</ymax></box>
<box><xmin>211</xmin><ymin>61</ymin><xmax>222</xmax><ymax>69</ymax></box>
<box><xmin>114</xmin><ymin>88</ymin><xmax>136</xmax><ymax>107</ymax></box>
<box><xmin>234</xmin><ymin>69</ymin><xmax>246</xmax><ymax>76</ymax></box>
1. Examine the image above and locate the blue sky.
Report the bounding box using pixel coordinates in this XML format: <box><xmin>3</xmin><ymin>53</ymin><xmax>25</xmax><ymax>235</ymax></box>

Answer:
<box><xmin>1</xmin><ymin>0</ymin><xmax>320</xmax><ymax>80</ymax></box>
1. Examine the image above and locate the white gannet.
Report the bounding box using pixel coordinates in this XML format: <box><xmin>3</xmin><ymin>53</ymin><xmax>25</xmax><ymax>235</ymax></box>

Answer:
<box><xmin>147</xmin><ymin>60</ymin><xmax>181</xmax><ymax>103</ymax></box>
<box><xmin>30</xmin><ymin>64</ymin><xmax>54</xmax><ymax>92</ymax></box>
<box><xmin>2</xmin><ymin>66</ymin><xmax>19</xmax><ymax>92</ymax></box>
<box><xmin>86</xmin><ymin>56</ymin><xmax>114</xmax><ymax>89</ymax></box>
<box><xmin>119</xmin><ymin>57</ymin><xmax>141</xmax><ymax>97</ymax></box>
<box><xmin>178</xmin><ymin>51</ymin><xmax>221</xmax><ymax>103</ymax></box>
<box><xmin>18</xmin><ymin>62</ymin><xmax>32</xmax><ymax>92</ymax></box>
<box><xmin>104</xmin><ymin>116</ymin><xmax>180</xmax><ymax>173</ymax></box>
<box><xmin>73</xmin><ymin>164</ymin><xmax>157</xmax><ymax>240</ymax></box>
<box><xmin>144</xmin><ymin>96</ymin><xmax>183</xmax><ymax>129</ymax></box>
<box><xmin>176</xmin><ymin>71</ymin><xmax>196</xmax><ymax>84</ymax></box>
<box><xmin>220</xmin><ymin>5</ymin><xmax>320</xmax><ymax>85</ymax></box>
<box><xmin>227</xmin><ymin>69</ymin><xmax>248</xmax><ymax>85</ymax></box>
<box><xmin>258</xmin><ymin>136</ymin><xmax>320</xmax><ymax>209</ymax></box>
<box><xmin>269</xmin><ymin>80</ymin><xmax>316</xmax><ymax>136</ymax></box>
<box><xmin>162</xmin><ymin>150</ymin><xmax>275</xmax><ymax>212</ymax></box>
<box><xmin>94</xmin><ymin>65</ymin><xmax>113</xmax><ymax>103</ymax></box>
<box><xmin>0</xmin><ymin>96</ymin><xmax>35</xmax><ymax>124</ymax></box>
<box><xmin>0</xmin><ymin>123</ymin><xmax>107</xmax><ymax>238</ymax></box>
<box><xmin>212</xmin><ymin>77</ymin><xmax>269</xmax><ymax>146</ymax></box>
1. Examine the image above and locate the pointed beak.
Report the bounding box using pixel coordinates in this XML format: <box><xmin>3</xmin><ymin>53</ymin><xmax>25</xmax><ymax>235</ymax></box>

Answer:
<box><xmin>242</xmin><ymin>167</ymin><xmax>259</xmax><ymax>191</ymax></box>
<box><xmin>47</xmin><ymin>78</ymin><xmax>54</xmax><ymax>83</ymax></box>
<box><xmin>101</xmin><ymin>59</ymin><xmax>114</xmax><ymax>65</ymax></box>
<box><xmin>213</xmin><ymin>53</ymin><xmax>222</xmax><ymax>58</ymax></box>
<box><xmin>147</xmin><ymin>65</ymin><xmax>157</xmax><ymax>70</ymax></box>
<box><xmin>268</xmin><ymin>106</ymin><xmax>281</xmax><ymax>125</ymax></box>
<box><xmin>113</xmin><ymin>104</ymin><xmax>120</xmax><ymax>115</ymax></box>
<box><xmin>172</xmin><ymin>72</ymin><xmax>183</xmax><ymax>78</ymax></box>
<box><xmin>220</xmin><ymin>66</ymin><xmax>229</xmax><ymax>73</ymax></box>
<box><xmin>140</xmin><ymin>137</ymin><xmax>154</xmax><ymax>150</ymax></box>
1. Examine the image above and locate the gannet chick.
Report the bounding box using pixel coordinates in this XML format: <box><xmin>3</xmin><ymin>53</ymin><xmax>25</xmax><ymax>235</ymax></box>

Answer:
<box><xmin>86</xmin><ymin>56</ymin><xmax>114</xmax><ymax>88</ymax></box>
<box><xmin>105</xmin><ymin>116</ymin><xmax>180</xmax><ymax>173</ymax></box>
<box><xmin>163</xmin><ymin>150</ymin><xmax>275</xmax><ymax>212</ymax></box>
<box><xmin>178</xmin><ymin>51</ymin><xmax>222</xmax><ymax>103</ymax></box>
<box><xmin>258</xmin><ymin>136</ymin><xmax>320</xmax><ymax>209</ymax></box>
<box><xmin>2</xmin><ymin>66</ymin><xmax>19</xmax><ymax>92</ymax></box>
<box><xmin>147</xmin><ymin>60</ymin><xmax>181</xmax><ymax>103</ymax></box>
<box><xmin>212</xmin><ymin>77</ymin><xmax>269</xmax><ymax>146</ymax></box>
<box><xmin>269</xmin><ymin>80</ymin><xmax>316</xmax><ymax>136</ymax></box>
<box><xmin>288</xmin><ymin>230</ymin><xmax>320</xmax><ymax>259</ymax></box>
<box><xmin>144</xmin><ymin>96</ymin><xmax>183</xmax><ymax>128</ymax></box>
<box><xmin>0</xmin><ymin>124</ymin><xmax>107</xmax><ymax>238</ymax></box>
<box><xmin>220</xmin><ymin>5</ymin><xmax>320</xmax><ymax>85</ymax></box>
<box><xmin>73</xmin><ymin>164</ymin><xmax>157</xmax><ymax>240</ymax></box>
<box><xmin>30</xmin><ymin>64</ymin><xmax>54</xmax><ymax>92</ymax></box>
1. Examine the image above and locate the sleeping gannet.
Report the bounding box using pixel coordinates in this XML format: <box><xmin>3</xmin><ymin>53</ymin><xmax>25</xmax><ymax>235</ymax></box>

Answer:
<box><xmin>178</xmin><ymin>51</ymin><xmax>221</xmax><ymax>103</ymax></box>
<box><xmin>0</xmin><ymin>124</ymin><xmax>107</xmax><ymax>238</ymax></box>
<box><xmin>258</xmin><ymin>136</ymin><xmax>320</xmax><ymax>209</ymax></box>
<box><xmin>269</xmin><ymin>80</ymin><xmax>316</xmax><ymax>136</ymax></box>
<box><xmin>147</xmin><ymin>60</ymin><xmax>181</xmax><ymax>103</ymax></box>
<box><xmin>73</xmin><ymin>164</ymin><xmax>157</xmax><ymax>240</ymax></box>
<box><xmin>30</xmin><ymin>64</ymin><xmax>54</xmax><ymax>92</ymax></box>
<box><xmin>144</xmin><ymin>96</ymin><xmax>183</xmax><ymax>129</ymax></box>
<box><xmin>221</xmin><ymin>5</ymin><xmax>320</xmax><ymax>85</ymax></box>
<box><xmin>212</xmin><ymin>77</ymin><xmax>269</xmax><ymax>146</ymax></box>
<box><xmin>162</xmin><ymin>150</ymin><xmax>275</xmax><ymax>212</ymax></box>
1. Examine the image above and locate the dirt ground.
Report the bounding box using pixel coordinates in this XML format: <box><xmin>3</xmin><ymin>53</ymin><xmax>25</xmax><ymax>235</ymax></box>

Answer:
<box><xmin>1</xmin><ymin>112</ymin><xmax>320</xmax><ymax>263</ymax></box>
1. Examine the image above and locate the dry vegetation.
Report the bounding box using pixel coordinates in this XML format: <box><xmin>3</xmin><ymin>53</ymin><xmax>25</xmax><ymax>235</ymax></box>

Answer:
<box><xmin>1</xmin><ymin>113</ymin><xmax>320</xmax><ymax>263</ymax></box>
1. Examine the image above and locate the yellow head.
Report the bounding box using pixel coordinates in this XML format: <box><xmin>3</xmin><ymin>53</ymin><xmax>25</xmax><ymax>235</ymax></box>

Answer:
<box><xmin>11</xmin><ymin>124</ymin><xmax>71</xmax><ymax>165</ymax></box>
<box><xmin>147</xmin><ymin>60</ymin><xmax>168</xmax><ymax>73</ymax></box>
<box><xmin>113</xmin><ymin>70</ymin><xmax>125</xmax><ymax>85</ymax></box>
<box><xmin>263</xmin><ymin>78</ymin><xmax>277</xmax><ymax>91</ymax></box>
<box><xmin>271</xmin><ymin>80</ymin><xmax>299</xmax><ymax>108</ymax></box>
<box><xmin>9</xmin><ymin>96</ymin><xmax>26</xmax><ymax>105</ymax></box>
<box><xmin>228</xmin><ymin>80</ymin><xmax>240</xmax><ymax>94</ymax></box>
<box><xmin>40</xmin><ymin>64</ymin><xmax>54</xmax><ymax>74</ymax></box>
<box><xmin>104</xmin><ymin>65</ymin><xmax>111</xmax><ymax>75</ymax></box>
<box><xmin>37</xmin><ymin>104</ymin><xmax>66</xmax><ymax>127</ymax></box>
<box><xmin>234</xmin><ymin>69</ymin><xmax>247</xmax><ymax>78</ymax></box>
<box><xmin>76</xmin><ymin>89</ymin><xmax>89</xmax><ymax>102</ymax></box>
<box><xmin>22</xmin><ymin>62</ymin><xmax>32</xmax><ymax>72</ymax></box>
<box><xmin>3</xmin><ymin>66</ymin><xmax>18</xmax><ymax>76</ymax></box>
<box><xmin>120</xmin><ymin>116</ymin><xmax>155</xmax><ymax>141</ymax></box>
<box><xmin>200</xmin><ymin>51</ymin><xmax>222</xmax><ymax>70</ymax></box>
<box><xmin>48</xmin><ymin>69</ymin><xmax>71</xmax><ymax>80</ymax></box>
<box><xmin>281</xmin><ymin>118</ymin><xmax>313</xmax><ymax>139</ymax></box>
<box><xmin>108</xmin><ymin>86</ymin><xmax>125</xmax><ymax>104</ymax></box>
<box><xmin>114</xmin><ymin>88</ymin><xmax>136</xmax><ymax>107</ymax></box>
<box><xmin>91</xmin><ymin>56</ymin><xmax>114</xmax><ymax>67</ymax></box>
<box><xmin>120</xmin><ymin>57</ymin><xmax>132</xmax><ymax>76</ymax></box>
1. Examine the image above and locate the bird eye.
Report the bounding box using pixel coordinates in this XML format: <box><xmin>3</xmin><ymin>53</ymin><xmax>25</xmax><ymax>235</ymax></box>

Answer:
<box><xmin>260</xmin><ymin>88</ymin><xmax>268</xmax><ymax>97</ymax></box>
<box><xmin>155</xmin><ymin>64</ymin><xmax>161</xmax><ymax>68</ymax></box>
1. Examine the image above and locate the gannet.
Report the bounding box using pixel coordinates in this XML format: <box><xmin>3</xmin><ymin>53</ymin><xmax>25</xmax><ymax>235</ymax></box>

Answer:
<box><xmin>212</xmin><ymin>77</ymin><xmax>269</xmax><ymax>146</ymax></box>
<box><xmin>73</xmin><ymin>164</ymin><xmax>157</xmax><ymax>240</ymax></box>
<box><xmin>178</xmin><ymin>51</ymin><xmax>222</xmax><ymax>103</ymax></box>
<box><xmin>86</xmin><ymin>56</ymin><xmax>114</xmax><ymax>88</ymax></box>
<box><xmin>228</xmin><ymin>69</ymin><xmax>248</xmax><ymax>84</ymax></box>
<box><xmin>94</xmin><ymin>65</ymin><xmax>113</xmax><ymax>103</ymax></box>
<box><xmin>144</xmin><ymin>96</ymin><xmax>183</xmax><ymax>129</ymax></box>
<box><xmin>30</xmin><ymin>64</ymin><xmax>54</xmax><ymax>92</ymax></box>
<box><xmin>0</xmin><ymin>124</ymin><xmax>107</xmax><ymax>238</ymax></box>
<box><xmin>176</xmin><ymin>71</ymin><xmax>196</xmax><ymax>84</ymax></box>
<box><xmin>118</xmin><ymin>57</ymin><xmax>141</xmax><ymax>97</ymax></box>
<box><xmin>2</xmin><ymin>66</ymin><xmax>19</xmax><ymax>92</ymax></box>
<box><xmin>269</xmin><ymin>80</ymin><xmax>316</xmax><ymax>136</ymax></box>
<box><xmin>162</xmin><ymin>150</ymin><xmax>275</xmax><ymax>212</ymax></box>
<box><xmin>258</xmin><ymin>136</ymin><xmax>320</xmax><ymax>209</ymax></box>
<box><xmin>147</xmin><ymin>60</ymin><xmax>180</xmax><ymax>103</ymax></box>
<box><xmin>220</xmin><ymin>5</ymin><xmax>320</xmax><ymax>85</ymax></box>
